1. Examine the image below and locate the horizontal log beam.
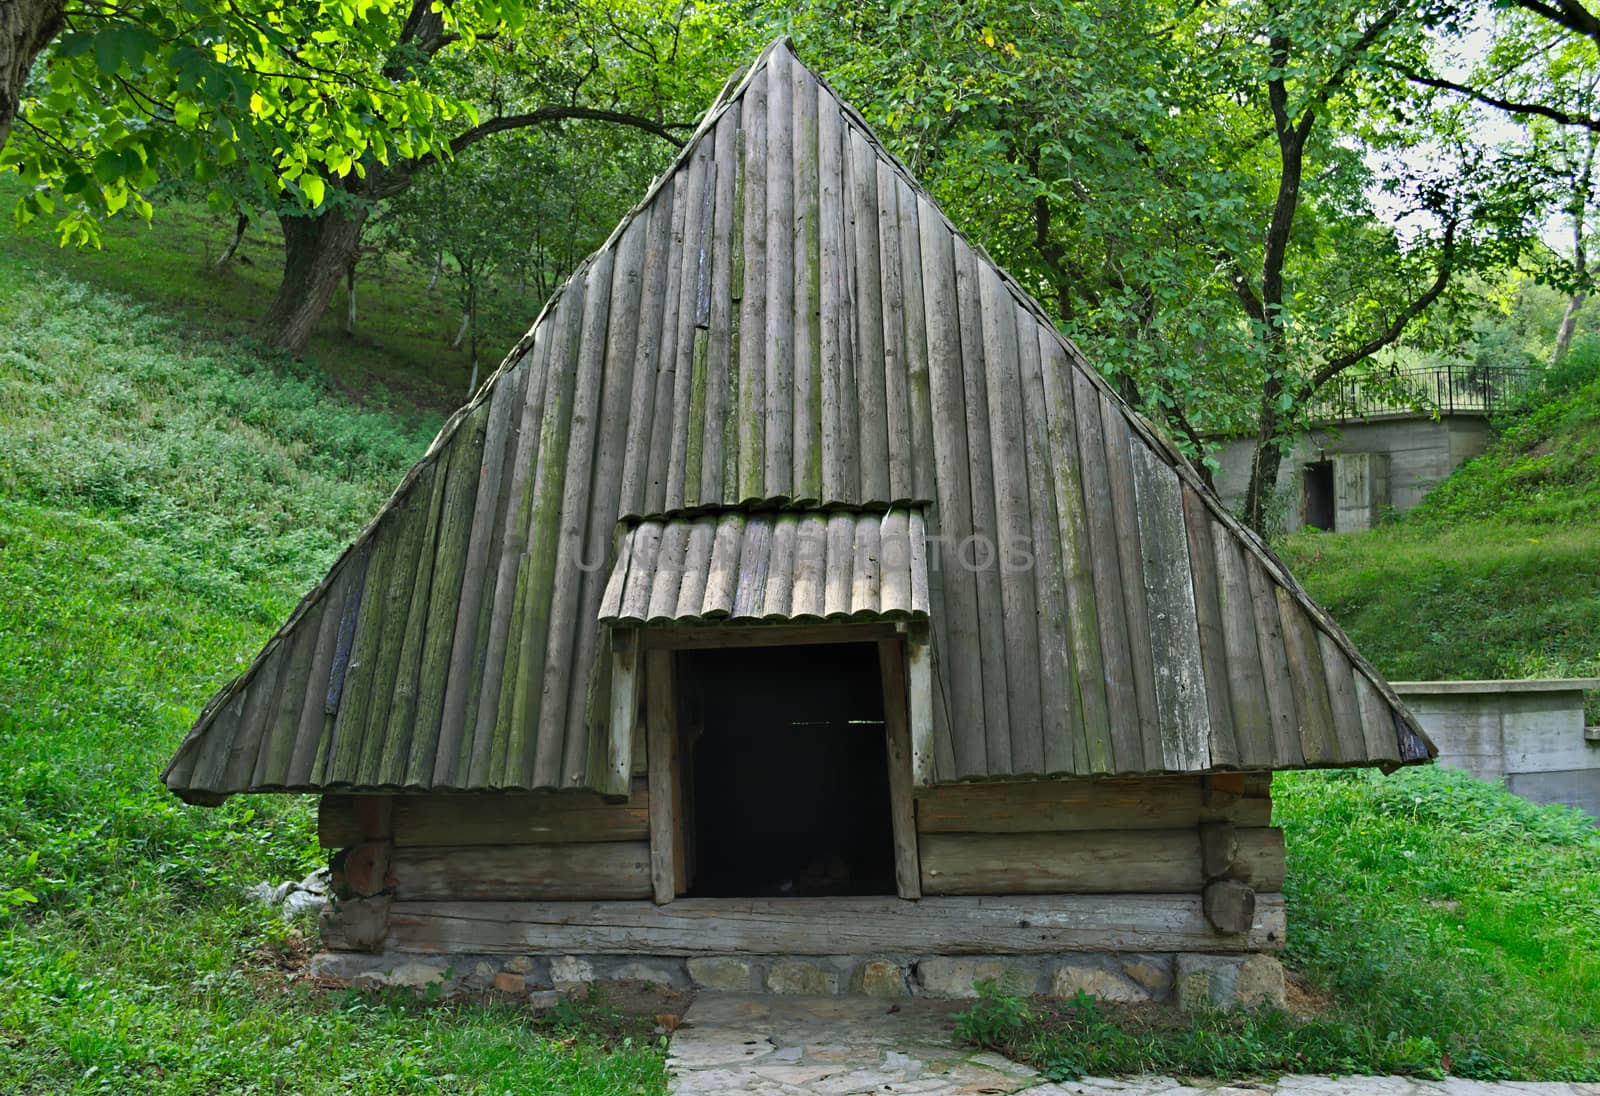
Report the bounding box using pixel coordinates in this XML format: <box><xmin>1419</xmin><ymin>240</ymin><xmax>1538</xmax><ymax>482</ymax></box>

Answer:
<box><xmin>389</xmin><ymin>842</ymin><xmax>652</xmax><ymax>901</ymax></box>
<box><xmin>391</xmin><ymin>782</ymin><xmax>649</xmax><ymax>847</ymax></box>
<box><xmin>915</xmin><ymin>778</ymin><xmax>1271</xmax><ymax>834</ymax></box>
<box><xmin>919</xmin><ymin>828</ymin><xmax>1284</xmax><ymax>896</ymax></box>
<box><xmin>380</xmin><ymin>894</ymin><xmax>1285</xmax><ymax>955</ymax></box>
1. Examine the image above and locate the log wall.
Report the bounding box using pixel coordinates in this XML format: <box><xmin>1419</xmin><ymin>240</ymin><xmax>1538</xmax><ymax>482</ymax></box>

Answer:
<box><xmin>318</xmin><ymin>772</ymin><xmax>1285</xmax><ymax>955</ymax></box>
<box><xmin>319</xmin><ymin>779</ymin><xmax>653</xmax><ymax>912</ymax></box>
<box><xmin>913</xmin><ymin>773</ymin><xmax>1282</xmax><ymax>906</ymax></box>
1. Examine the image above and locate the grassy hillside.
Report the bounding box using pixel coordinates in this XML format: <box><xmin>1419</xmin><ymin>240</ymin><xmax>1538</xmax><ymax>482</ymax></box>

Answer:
<box><xmin>0</xmin><ymin>176</ymin><xmax>532</xmax><ymax>416</ymax></box>
<box><xmin>1281</xmin><ymin>345</ymin><xmax>1600</xmax><ymax>700</ymax></box>
<box><xmin>0</xmin><ymin>254</ymin><xmax>667</xmax><ymax>1093</ymax></box>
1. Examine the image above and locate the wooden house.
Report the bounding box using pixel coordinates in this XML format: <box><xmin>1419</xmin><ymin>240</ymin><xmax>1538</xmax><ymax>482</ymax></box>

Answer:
<box><xmin>164</xmin><ymin>39</ymin><xmax>1433</xmax><ymax>1005</ymax></box>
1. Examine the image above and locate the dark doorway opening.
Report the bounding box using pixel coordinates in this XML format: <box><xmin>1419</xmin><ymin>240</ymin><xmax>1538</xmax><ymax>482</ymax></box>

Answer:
<box><xmin>1303</xmin><ymin>459</ymin><xmax>1335</xmax><ymax>531</ymax></box>
<box><xmin>680</xmin><ymin>642</ymin><xmax>895</xmax><ymax>898</ymax></box>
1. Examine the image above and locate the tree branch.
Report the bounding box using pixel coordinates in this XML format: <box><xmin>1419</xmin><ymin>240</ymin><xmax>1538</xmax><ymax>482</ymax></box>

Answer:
<box><xmin>1401</xmin><ymin>68</ymin><xmax>1600</xmax><ymax>131</ymax></box>
<box><xmin>1307</xmin><ymin>218</ymin><xmax>1459</xmax><ymax>391</ymax></box>
<box><xmin>1512</xmin><ymin>0</ymin><xmax>1600</xmax><ymax>48</ymax></box>
<box><xmin>376</xmin><ymin>106</ymin><xmax>689</xmax><ymax>198</ymax></box>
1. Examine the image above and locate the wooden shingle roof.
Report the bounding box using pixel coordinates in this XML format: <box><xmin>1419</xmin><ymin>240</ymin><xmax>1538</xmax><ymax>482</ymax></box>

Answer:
<box><xmin>164</xmin><ymin>39</ymin><xmax>1433</xmax><ymax>803</ymax></box>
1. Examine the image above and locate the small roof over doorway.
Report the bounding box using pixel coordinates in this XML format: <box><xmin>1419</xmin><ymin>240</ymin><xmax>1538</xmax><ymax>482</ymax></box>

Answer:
<box><xmin>599</xmin><ymin>506</ymin><xmax>930</xmax><ymax>626</ymax></box>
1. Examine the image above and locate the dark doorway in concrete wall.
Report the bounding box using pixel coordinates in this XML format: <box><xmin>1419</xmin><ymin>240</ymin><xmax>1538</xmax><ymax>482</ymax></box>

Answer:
<box><xmin>680</xmin><ymin>642</ymin><xmax>896</xmax><ymax>898</ymax></box>
<box><xmin>1304</xmin><ymin>459</ymin><xmax>1336</xmax><ymax>531</ymax></box>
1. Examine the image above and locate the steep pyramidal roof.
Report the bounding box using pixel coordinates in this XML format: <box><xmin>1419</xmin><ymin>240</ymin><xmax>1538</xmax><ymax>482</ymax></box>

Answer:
<box><xmin>165</xmin><ymin>39</ymin><xmax>1433</xmax><ymax>804</ymax></box>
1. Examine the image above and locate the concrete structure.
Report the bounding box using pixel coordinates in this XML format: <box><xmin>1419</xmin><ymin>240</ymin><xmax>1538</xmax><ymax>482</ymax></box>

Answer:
<box><xmin>1394</xmin><ymin>679</ymin><xmax>1600</xmax><ymax>822</ymax></box>
<box><xmin>1212</xmin><ymin>414</ymin><xmax>1493</xmax><ymax>534</ymax></box>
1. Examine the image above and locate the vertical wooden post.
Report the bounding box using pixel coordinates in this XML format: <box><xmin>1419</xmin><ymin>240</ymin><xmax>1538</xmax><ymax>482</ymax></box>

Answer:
<box><xmin>878</xmin><ymin>638</ymin><xmax>922</xmax><ymax>900</ymax></box>
<box><xmin>646</xmin><ymin>648</ymin><xmax>680</xmax><ymax>904</ymax></box>
<box><xmin>905</xmin><ymin>621</ymin><xmax>935</xmax><ymax>785</ymax></box>
<box><xmin>606</xmin><ymin>627</ymin><xmax>641</xmax><ymax>798</ymax></box>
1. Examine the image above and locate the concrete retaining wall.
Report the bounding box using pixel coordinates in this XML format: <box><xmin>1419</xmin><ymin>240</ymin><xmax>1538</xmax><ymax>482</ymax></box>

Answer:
<box><xmin>1211</xmin><ymin>415</ymin><xmax>1492</xmax><ymax>533</ymax></box>
<box><xmin>1394</xmin><ymin>679</ymin><xmax>1600</xmax><ymax>822</ymax></box>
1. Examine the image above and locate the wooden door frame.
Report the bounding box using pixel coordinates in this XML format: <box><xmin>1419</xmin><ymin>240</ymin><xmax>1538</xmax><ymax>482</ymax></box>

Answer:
<box><xmin>639</xmin><ymin>626</ymin><xmax>924</xmax><ymax>903</ymax></box>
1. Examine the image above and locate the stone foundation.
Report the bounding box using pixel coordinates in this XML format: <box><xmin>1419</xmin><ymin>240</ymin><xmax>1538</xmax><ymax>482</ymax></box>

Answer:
<box><xmin>309</xmin><ymin>949</ymin><xmax>1285</xmax><ymax>1009</ymax></box>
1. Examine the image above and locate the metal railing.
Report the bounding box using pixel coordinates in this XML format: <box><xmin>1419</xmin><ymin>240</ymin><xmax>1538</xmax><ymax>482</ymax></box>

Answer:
<box><xmin>1307</xmin><ymin>365</ymin><xmax>1534</xmax><ymax>423</ymax></box>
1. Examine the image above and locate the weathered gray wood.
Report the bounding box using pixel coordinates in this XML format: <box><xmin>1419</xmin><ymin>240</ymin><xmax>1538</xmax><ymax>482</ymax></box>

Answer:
<box><xmin>1038</xmin><ymin>336</ymin><xmax>1110</xmax><ymax>773</ymax></box>
<box><xmin>762</xmin><ymin>512</ymin><xmax>798</xmax><ymax>619</ymax></box>
<box><xmin>287</xmin><ymin>565</ymin><xmax>350</xmax><ymax>786</ymax></box>
<box><xmin>1128</xmin><ymin>443</ymin><xmax>1210</xmax><ymax>772</ymax></box>
<box><xmin>437</xmin><ymin>330</ymin><xmax>546</xmax><ymax>786</ymax></box>
<box><xmin>1212</xmin><ymin>529</ymin><xmax>1275</xmax><ymax>768</ymax></box>
<box><xmin>1246</xmin><ymin>560</ymin><xmax>1305</xmax><ymax>767</ymax></box>
<box><xmin>527</xmin><ymin>249</ymin><xmax>615</xmax><ymax>788</ymax></box>
<box><xmin>1319</xmin><ymin>633</ymin><xmax>1369</xmax><ymax>761</ymax></box>
<box><xmin>1181</xmin><ymin>487</ymin><xmax>1239</xmax><ymax>769</ymax></box>
<box><xmin>791</xmin><ymin>61</ymin><xmax>823</xmax><ymax>503</ymax></box>
<box><xmin>381</xmin><ymin>785</ymin><xmax>649</xmax><ymax>847</ymax></box>
<box><xmin>817</xmin><ymin>90</ymin><xmax>848</xmax><ymax>500</ymax></box>
<box><xmin>764</xmin><ymin>48</ymin><xmax>795</xmax><ymax>502</ymax></box>
<box><xmin>1354</xmin><ymin>671</ymin><xmax>1403</xmax><ymax>762</ymax></box>
<box><xmin>356</xmin><ymin>461</ymin><xmax>436</xmax><ymax>785</ymax></box>
<box><xmin>1200</xmin><ymin>821</ymin><xmax>1238</xmax><ymax>879</ymax></box>
<box><xmin>321</xmin><ymin>895</ymin><xmax>391</xmax><ymax>952</ymax></box>
<box><xmin>389</xmin><ymin>842</ymin><xmax>652</xmax><ymax>901</ymax></box>
<box><xmin>823</xmin><ymin>511</ymin><xmax>854</xmax><ymax>617</ymax></box>
<box><xmin>919</xmin><ymin>827</ymin><xmax>1284</xmax><ymax>895</ymax></box>
<box><xmin>646</xmin><ymin>649</ymin><xmax>680</xmax><ymax>904</ymax></box>
<box><xmin>953</xmin><ymin>237</ymin><xmax>1012</xmax><ymax>774</ymax></box>
<box><xmin>699</xmin><ymin>108</ymin><xmax>736</xmax><ymax>504</ymax></box>
<box><xmin>736</xmin><ymin>68</ymin><xmax>769</xmax><ymax>503</ymax></box>
<box><xmin>1203</xmin><ymin>879</ymin><xmax>1256</xmax><ymax>935</ymax></box>
<box><xmin>1016</xmin><ymin>316</ymin><xmax>1078</xmax><ymax>775</ymax></box>
<box><xmin>406</xmin><ymin>394</ymin><xmax>495</xmax><ymax>786</ymax></box>
<box><xmin>253</xmin><ymin>596</ymin><xmax>326</xmax><ymax>788</ymax></box>
<box><xmin>1276</xmin><ymin>587</ymin><xmax>1338</xmax><ymax>765</ymax></box>
<box><xmin>675</xmin><ymin>515</ymin><xmax>717</xmax><ymax>619</ymax></box>
<box><xmin>849</xmin><ymin>512</ymin><xmax>880</xmax><ymax>616</ymax></box>
<box><xmin>1073</xmin><ymin>371</ymin><xmax>1141</xmax><ymax>771</ymax></box>
<box><xmin>607</xmin><ymin>629</ymin><xmax>642</xmax><ymax>795</ymax></box>
<box><xmin>319</xmin><ymin>794</ymin><xmax>395</xmax><ymax>849</ymax></box>
<box><xmin>897</xmin><ymin>179</ymin><xmax>937</xmax><ymax>507</ymax></box>
<box><xmin>380</xmin><ymin>426</ymin><xmax>458</xmax><ymax>784</ymax></box>
<box><xmin>702</xmin><ymin>511</ymin><xmax>747</xmax><ymax>615</ymax></box>
<box><xmin>619</xmin><ymin>183</ymin><xmax>677</xmax><ymax>519</ymax></box>
<box><xmin>664</xmin><ymin>145</ymin><xmax>708</xmax><ymax>509</ymax></box>
<box><xmin>978</xmin><ymin>269</ymin><xmax>1043</xmax><ymax>774</ymax></box>
<box><xmin>906</xmin><ymin>621</ymin><xmax>936</xmax><ymax>785</ymax></box>
<box><xmin>321</xmin><ymin>504</ymin><xmax>397</xmax><ymax>783</ymax></box>
<box><xmin>849</xmin><ymin>127</ymin><xmax>890</xmax><ymax>501</ymax></box>
<box><xmin>877</xmin><ymin>167</ymin><xmax>912</xmax><ymax>501</ymax></box>
<box><xmin>470</xmin><ymin>286</ymin><xmax>583</xmax><ymax>786</ymax></box>
<box><xmin>640</xmin><ymin>621</ymin><xmax>900</xmax><ymax>650</ymax></box>
<box><xmin>1100</xmin><ymin>398</ymin><xmax>1162</xmax><ymax>768</ymax></box>
<box><xmin>644</xmin><ymin>176</ymin><xmax>689</xmax><ymax>517</ymax></box>
<box><xmin>878</xmin><ymin>638</ymin><xmax>922</xmax><ymax>899</ymax></box>
<box><xmin>382</xmin><ymin>893</ymin><xmax>1287</xmax><ymax>955</ymax></box>
<box><xmin>567</xmin><ymin>216</ymin><xmax>654</xmax><ymax>790</ymax></box>
<box><xmin>917</xmin><ymin>198</ymin><xmax>984</xmax><ymax>776</ymax></box>
<box><xmin>878</xmin><ymin>510</ymin><xmax>911</xmax><ymax>616</ymax></box>
<box><xmin>915</xmin><ymin>777</ymin><xmax>1271</xmax><ymax>833</ymax></box>
<box><xmin>730</xmin><ymin>515</ymin><xmax>774</xmax><ymax>619</ymax></box>
<box><xmin>647</xmin><ymin>520</ymin><xmax>691</xmax><ymax>622</ymax></box>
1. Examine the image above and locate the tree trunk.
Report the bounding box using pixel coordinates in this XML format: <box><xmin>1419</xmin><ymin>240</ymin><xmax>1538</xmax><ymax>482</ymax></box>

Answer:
<box><xmin>344</xmin><ymin>259</ymin><xmax>357</xmax><ymax>335</ymax></box>
<box><xmin>262</xmin><ymin>207</ymin><xmax>370</xmax><ymax>355</ymax></box>
<box><xmin>0</xmin><ymin>0</ymin><xmax>65</xmax><ymax>153</ymax></box>
<box><xmin>1554</xmin><ymin>290</ymin><xmax>1587</xmax><ymax>362</ymax></box>
<box><xmin>214</xmin><ymin>210</ymin><xmax>249</xmax><ymax>268</ymax></box>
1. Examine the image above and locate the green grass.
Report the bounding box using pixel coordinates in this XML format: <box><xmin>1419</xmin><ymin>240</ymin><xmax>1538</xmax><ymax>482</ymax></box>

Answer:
<box><xmin>0</xmin><ymin>256</ymin><xmax>667</xmax><ymax>1092</ymax></box>
<box><xmin>959</xmin><ymin>768</ymin><xmax>1600</xmax><ymax>1082</ymax></box>
<box><xmin>1</xmin><ymin>175</ymin><xmax>534</xmax><ymax>417</ymax></box>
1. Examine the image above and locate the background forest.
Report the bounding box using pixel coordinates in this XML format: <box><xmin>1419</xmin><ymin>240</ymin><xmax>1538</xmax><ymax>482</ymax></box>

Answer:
<box><xmin>2</xmin><ymin>1</ymin><xmax>1599</xmax><ymax>1092</ymax></box>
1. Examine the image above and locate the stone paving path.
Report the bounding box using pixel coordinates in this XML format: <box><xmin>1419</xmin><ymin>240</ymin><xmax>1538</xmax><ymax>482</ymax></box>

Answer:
<box><xmin>666</xmin><ymin>994</ymin><xmax>1600</xmax><ymax>1096</ymax></box>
